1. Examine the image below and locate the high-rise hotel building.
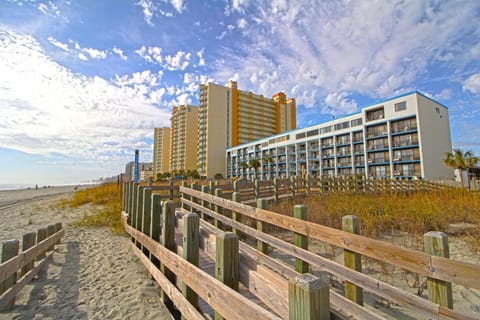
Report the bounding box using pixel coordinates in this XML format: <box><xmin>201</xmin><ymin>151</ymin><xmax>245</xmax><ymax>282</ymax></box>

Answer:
<box><xmin>197</xmin><ymin>80</ymin><xmax>296</xmax><ymax>178</ymax></box>
<box><xmin>226</xmin><ymin>92</ymin><xmax>453</xmax><ymax>180</ymax></box>
<box><xmin>152</xmin><ymin>127</ymin><xmax>170</xmax><ymax>178</ymax></box>
<box><xmin>170</xmin><ymin>104</ymin><xmax>199</xmax><ymax>173</ymax></box>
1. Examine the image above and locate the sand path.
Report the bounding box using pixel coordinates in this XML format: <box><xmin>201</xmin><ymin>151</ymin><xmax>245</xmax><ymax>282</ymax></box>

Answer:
<box><xmin>0</xmin><ymin>187</ymin><xmax>173</xmax><ymax>320</ymax></box>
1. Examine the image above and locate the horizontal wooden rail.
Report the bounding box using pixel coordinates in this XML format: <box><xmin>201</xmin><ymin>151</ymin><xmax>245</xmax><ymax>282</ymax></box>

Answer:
<box><xmin>0</xmin><ymin>228</ymin><xmax>64</xmax><ymax>284</ymax></box>
<box><xmin>181</xmin><ymin>187</ymin><xmax>480</xmax><ymax>290</ymax></box>
<box><xmin>0</xmin><ymin>250</ymin><xmax>54</xmax><ymax>310</ymax></box>
<box><xmin>182</xmin><ymin>197</ymin><xmax>476</xmax><ymax>320</ymax></box>
<box><xmin>188</xmin><ymin>212</ymin><xmax>385</xmax><ymax>320</ymax></box>
<box><xmin>130</xmin><ymin>242</ymin><xmax>205</xmax><ymax>319</ymax></box>
<box><xmin>125</xmin><ymin>224</ymin><xmax>281</xmax><ymax>320</ymax></box>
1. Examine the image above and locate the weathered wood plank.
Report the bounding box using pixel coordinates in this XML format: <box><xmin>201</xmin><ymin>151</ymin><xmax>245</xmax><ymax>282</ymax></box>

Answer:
<box><xmin>182</xmin><ymin>213</ymin><xmax>200</xmax><ymax>314</ymax></box>
<box><xmin>181</xmin><ymin>197</ymin><xmax>466</xmax><ymax>320</ymax></box>
<box><xmin>289</xmin><ymin>272</ymin><xmax>330</xmax><ymax>320</ymax></box>
<box><xmin>424</xmin><ymin>231</ymin><xmax>453</xmax><ymax>309</ymax></box>
<box><xmin>215</xmin><ymin>232</ymin><xmax>239</xmax><ymax>320</ymax></box>
<box><xmin>180</xmin><ymin>187</ymin><xmax>480</xmax><ymax>289</ymax></box>
<box><xmin>294</xmin><ymin>205</ymin><xmax>308</xmax><ymax>274</ymax></box>
<box><xmin>342</xmin><ymin>215</ymin><xmax>363</xmax><ymax>306</ymax></box>
<box><xmin>126</xmin><ymin>225</ymin><xmax>281</xmax><ymax>320</ymax></box>
<box><xmin>130</xmin><ymin>242</ymin><xmax>205</xmax><ymax>320</ymax></box>
<box><xmin>0</xmin><ymin>250</ymin><xmax>54</xmax><ymax>311</ymax></box>
<box><xmin>0</xmin><ymin>229</ymin><xmax>64</xmax><ymax>284</ymax></box>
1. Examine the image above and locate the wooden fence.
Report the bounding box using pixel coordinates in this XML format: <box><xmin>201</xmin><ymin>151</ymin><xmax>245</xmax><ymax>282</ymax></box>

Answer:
<box><xmin>0</xmin><ymin>223</ymin><xmax>64</xmax><ymax>311</ymax></box>
<box><xmin>122</xmin><ymin>181</ymin><xmax>479</xmax><ymax>319</ymax></box>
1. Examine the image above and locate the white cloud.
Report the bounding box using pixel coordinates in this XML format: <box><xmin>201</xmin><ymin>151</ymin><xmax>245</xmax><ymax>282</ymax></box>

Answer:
<box><xmin>170</xmin><ymin>0</ymin><xmax>185</xmax><ymax>13</ymax></box>
<box><xmin>37</xmin><ymin>2</ymin><xmax>61</xmax><ymax>18</ymax></box>
<box><xmin>136</xmin><ymin>0</ymin><xmax>155</xmax><ymax>25</ymax></box>
<box><xmin>214</xmin><ymin>0</ymin><xmax>480</xmax><ymax>114</ymax></box>
<box><xmin>136</xmin><ymin>46</ymin><xmax>191</xmax><ymax>71</ymax></box>
<box><xmin>112</xmin><ymin>46</ymin><xmax>127</xmax><ymax>60</ymax></box>
<box><xmin>0</xmin><ymin>28</ymin><xmax>169</xmax><ymax>164</ymax></box>
<box><xmin>196</xmin><ymin>49</ymin><xmax>205</xmax><ymax>66</ymax></box>
<box><xmin>83</xmin><ymin>47</ymin><xmax>107</xmax><ymax>59</ymax></box>
<box><xmin>136</xmin><ymin>45</ymin><xmax>163</xmax><ymax>63</ymax></box>
<box><xmin>237</xmin><ymin>18</ymin><xmax>247</xmax><ymax>29</ymax></box>
<box><xmin>78</xmin><ymin>52</ymin><xmax>88</xmax><ymax>61</ymax></box>
<box><xmin>324</xmin><ymin>92</ymin><xmax>357</xmax><ymax>115</ymax></box>
<box><xmin>47</xmin><ymin>37</ymin><xmax>69</xmax><ymax>51</ymax></box>
<box><xmin>463</xmin><ymin>73</ymin><xmax>480</xmax><ymax>94</ymax></box>
<box><xmin>163</xmin><ymin>51</ymin><xmax>191</xmax><ymax>70</ymax></box>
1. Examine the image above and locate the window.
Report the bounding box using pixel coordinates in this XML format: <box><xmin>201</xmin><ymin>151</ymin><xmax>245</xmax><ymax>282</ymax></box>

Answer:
<box><xmin>307</xmin><ymin>129</ymin><xmax>319</xmax><ymax>137</ymax></box>
<box><xmin>394</xmin><ymin>101</ymin><xmax>407</xmax><ymax>112</ymax></box>
<box><xmin>435</xmin><ymin>107</ymin><xmax>440</xmax><ymax>114</ymax></box>
<box><xmin>351</xmin><ymin>118</ymin><xmax>363</xmax><ymax>127</ymax></box>
<box><xmin>334</xmin><ymin>121</ymin><xmax>350</xmax><ymax>130</ymax></box>
<box><xmin>296</xmin><ymin>132</ymin><xmax>306</xmax><ymax>139</ymax></box>
<box><xmin>366</xmin><ymin>107</ymin><xmax>385</xmax><ymax>121</ymax></box>
<box><xmin>320</xmin><ymin>126</ymin><xmax>332</xmax><ymax>134</ymax></box>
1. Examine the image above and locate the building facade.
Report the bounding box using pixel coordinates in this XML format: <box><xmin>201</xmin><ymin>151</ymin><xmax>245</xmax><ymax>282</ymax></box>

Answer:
<box><xmin>170</xmin><ymin>104</ymin><xmax>199</xmax><ymax>173</ymax></box>
<box><xmin>152</xmin><ymin>127</ymin><xmax>171</xmax><ymax>178</ymax></box>
<box><xmin>197</xmin><ymin>80</ymin><xmax>296</xmax><ymax>178</ymax></box>
<box><xmin>226</xmin><ymin>92</ymin><xmax>453</xmax><ymax>180</ymax></box>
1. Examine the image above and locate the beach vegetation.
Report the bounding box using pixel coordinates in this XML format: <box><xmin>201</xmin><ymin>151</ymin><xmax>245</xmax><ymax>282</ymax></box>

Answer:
<box><xmin>59</xmin><ymin>183</ymin><xmax>124</xmax><ymax>234</ymax></box>
<box><xmin>268</xmin><ymin>188</ymin><xmax>480</xmax><ymax>252</ymax></box>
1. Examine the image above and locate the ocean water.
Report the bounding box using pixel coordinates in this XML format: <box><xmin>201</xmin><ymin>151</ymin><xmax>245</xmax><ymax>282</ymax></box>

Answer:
<box><xmin>0</xmin><ymin>184</ymin><xmax>36</xmax><ymax>191</ymax></box>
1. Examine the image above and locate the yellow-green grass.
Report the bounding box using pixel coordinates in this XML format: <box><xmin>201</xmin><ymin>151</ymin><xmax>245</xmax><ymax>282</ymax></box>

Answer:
<box><xmin>268</xmin><ymin>189</ymin><xmax>480</xmax><ymax>245</ymax></box>
<box><xmin>59</xmin><ymin>183</ymin><xmax>124</xmax><ymax>234</ymax></box>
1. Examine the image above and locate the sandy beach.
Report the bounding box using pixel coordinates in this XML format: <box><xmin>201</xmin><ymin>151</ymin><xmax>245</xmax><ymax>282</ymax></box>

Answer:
<box><xmin>0</xmin><ymin>187</ymin><xmax>173</xmax><ymax>320</ymax></box>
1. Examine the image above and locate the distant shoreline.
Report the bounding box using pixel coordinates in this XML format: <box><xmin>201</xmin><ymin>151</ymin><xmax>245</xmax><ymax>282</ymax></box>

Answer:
<box><xmin>0</xmin><ymin>183</ymin><xmax>95</xmax><ymax>192</ymax></box>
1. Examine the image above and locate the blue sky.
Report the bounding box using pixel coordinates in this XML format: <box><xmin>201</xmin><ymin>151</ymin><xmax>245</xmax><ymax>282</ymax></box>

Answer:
<box><xmin>0</xmin><ymin>0</ymin><xmax>479</xmax><ymax>185</ymax></box>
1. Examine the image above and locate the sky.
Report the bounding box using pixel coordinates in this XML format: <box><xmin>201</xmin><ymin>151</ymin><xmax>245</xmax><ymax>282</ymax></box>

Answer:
<box><xmin>0</xmin><ymin>0</ymin><xmax>479</xmax><ymax>185</ymax></box>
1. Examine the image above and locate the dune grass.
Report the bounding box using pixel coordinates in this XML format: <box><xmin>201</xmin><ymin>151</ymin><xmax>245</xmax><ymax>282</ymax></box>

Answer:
<box><xmin>59</xmin><ymin>183</ymin><xmax>124</xmax><ymax>234</ymax></box>
<box><xmin>268</xmin><ymin>188</ymin><xmax>480</xmax><ymax>250</ymax></box>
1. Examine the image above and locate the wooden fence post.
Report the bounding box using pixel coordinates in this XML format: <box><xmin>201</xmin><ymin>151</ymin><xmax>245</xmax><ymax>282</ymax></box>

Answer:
<box><xmin>424</xmin><ymin>231</ymin><xmax>453</xmax><ymax>308</ymax></box>
<box><xmin>54</xmin><ymin>222</ymin><xmax>62</xmax><ymax>244</ymax></box>
<box><xmin>233</xmin><ymin>180</ymin><xmax>239</xmax><ymax>192</ymax></box>
<box><xmin>305</xmin><ymin>175</ymin><xmax>310</xmax><ymax>195</ymax></box>
<box><xmin>142</xmin><ymin>188</ymin><xmax>152</xmax><ymax>256</ymax></box>
<box><xmin>47</xmin><ymin>225</ymin><xmax>55</xmax><ymax>251</ymax></box>
<box><xmin>150</xmin><ymin>193</ymin><xmax>161</xmax><ymax>268</ymax></box>
<box><xmin>0</xmin><ymin>240</ymin><xmax>19</xmax><ymax>309</ymax></box>
<box><xmin>290</xmin><ymin>176</ymin><xmax>296</xmax><ymax>199</ymax></box>
<box><xmin>181</xmin><ymin>180</ymin><xmax>188</xmax><ymax>210</ymax></box>
<box><xmin>161</xmin><ymin>200</ymin><xmax>177</xmax><ymax>310</ymax></box>
<box><xmin>294</xmin><ymin>205</ymin><xmax>308</xmax><ymax>274</ymax></box>
<box><xmin>273</xmin><ymin>178</ymin><xmax>279</xmax><ymax>202</ymax></box>
<box><xmin>36</xmin><ymin>227</ymin><xmax>47</xmax><ymax>260</ymax></box>
<box><xmin>256</xmin><ymin>199</ymin><xmax>268</xmax><ymax>254</ymax></box>
<box><xmin>254</xmin><ymin>179</ymin><xmax>259</xmax><ymax>201</ymax></box>
<box><xmin>182</xmin><ymin>213</ymin><xmax>200</xmax><ymax>316</ymax></box>
<box><xmin>200</xmin><ymin>185</ymin><xmax>209</xmax><ymax>220</ymax></box>
<box><xmin>215</xmin><ymin>231</ymin><xmax>239</xmax><ymax>320</ymax></box>
<box><xmin>289</xmin><ymin>272</ymin><xmax>330</xmax><ymax>320</ymax></box>
<box><xmin>213</xmin><ymin>188</ymin><xmax>223</xmax><ymax>229</ymax></box>
<box><xmin>136</xmin><ymin>186</ymin><xmax>145</xmax><ymax>249</ymax></box>
<box><xmin>130</xmin><ymin>182</ymin><xmax>138</xmax><ymax>227</ymax></box>
<box><xmin>21</xmin><ymin>232</ymin><xmax>36</xmax><ymax>276</ymax></box>
<box><xmin>190</xmin><ymin>182</ymin><xmax>199</xmax><ymax>213</ymax></box>
<box><xmin>169</xmin><ymin>180</ymin><xmax>174</xmax><ymax>200</ymax></box>
<box><xmin>342</xmin><ymin>215</ymin><xmax>363</xmax><ymax>305</ymax></box>
<box><xmin>231</xmin><ymin>192</ymin><xmax>241</xmax><ymax>236</ymax></box>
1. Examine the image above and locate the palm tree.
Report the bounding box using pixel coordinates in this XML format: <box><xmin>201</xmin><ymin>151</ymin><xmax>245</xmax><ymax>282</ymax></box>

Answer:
<box><xmin>249</xmin><ymin>159</ymin><xmax>261</xmax><ymax>179</ymax></box>
<box><xmin>239</xmin><ymin>161</ymin><xmax>249</xmax><ymax>176</ymax></box>
<box><xmin>262</xmin><ymin>155</ymin><xmax>272</xmax><ymax>178</ymax></box>
<box><xmin>444</xmin><ymin>149</ymin><xmax>479</xmax><ymax>187</ymax></box>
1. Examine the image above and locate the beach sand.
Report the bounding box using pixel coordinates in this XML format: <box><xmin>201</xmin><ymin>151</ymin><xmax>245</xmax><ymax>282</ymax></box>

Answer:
<box><xmin>0</xmin><ymin>187</ymin><xmax>173</xmax><ymax>320</ymax></box>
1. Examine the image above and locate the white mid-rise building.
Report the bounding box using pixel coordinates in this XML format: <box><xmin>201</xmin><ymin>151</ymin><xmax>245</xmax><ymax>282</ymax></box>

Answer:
<box><xmin>226</xmin><ymin>91</ymin><xmax>453</xmax><ymax>180</ymax></box>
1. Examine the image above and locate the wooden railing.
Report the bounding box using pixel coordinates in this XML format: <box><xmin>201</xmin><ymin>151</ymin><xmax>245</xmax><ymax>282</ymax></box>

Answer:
<box><xmin>122</xmin><ymin>182</ymin><xmax>479</xmax><ymax>319</ymax></box>
<box><xmin>0</xmin><ymin>223</ymin><xmax>64</xmax><ymax>311</ymax></box>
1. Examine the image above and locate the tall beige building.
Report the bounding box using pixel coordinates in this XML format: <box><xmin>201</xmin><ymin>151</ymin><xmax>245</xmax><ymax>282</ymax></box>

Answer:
<box><xmin>152</xmin><ymin>127</ymin><xmax>171</xmax><ymax>178</ymax></box>
<box><xmin>197</xmin><ymin>80</ymin><xmax>296</xmax><ymax>178</ymax></box>
<box><xmin>170</xmin><ymin>104</ymin><xmax>199</xmax><ymax>173</ymax></box>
